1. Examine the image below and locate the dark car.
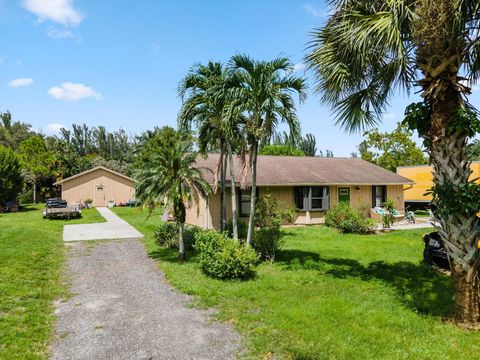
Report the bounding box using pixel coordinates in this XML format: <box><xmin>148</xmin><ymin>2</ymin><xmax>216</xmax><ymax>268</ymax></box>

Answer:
<box><xmin>423</xmin><ymin>226</ymin><xmax>480</xmax><ymax>270</ymax></box>
<box><xmin>423</xmin><ymin>231</ymin><xmax>450</xmax><ymax>270</ymax></box>
<box><xmin>46</xmin><ymin>198</ymin><xmax>68</xmax><ymax>208</ymax></box>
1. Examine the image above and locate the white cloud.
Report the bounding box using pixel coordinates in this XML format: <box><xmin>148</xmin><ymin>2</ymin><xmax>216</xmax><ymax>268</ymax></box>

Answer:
<box><xmin>43</xmin><ymin>123</ymin><xmax>65</xmax><ymax>135</ymax></box>
<box><xmin>294</xmin><ymin>63</ymin><xmax>306</xmax><ymax>72</ymax></box>
<box><xmin>48</xmin><ymin>82</ymin><xmax>103</xmax><ymax>101</ymax></box>
<box><xmin>7</xmin><ymin>78</ymin><xmax>33</xmax><ymax>88</ymax></box>
<box><xmin>23</xmin><ymin>0</ymin><xmax>83</xmax><ymax>27</ymax></box>
<box><xmin>47</xmin><ymin>28</ymin><xmax>75</xmax><ymax>39</ymax></box>
<box><xmin>303</xmin><ymin>3</ymin><xmax>325</xmax><ymax>18</ymax></box>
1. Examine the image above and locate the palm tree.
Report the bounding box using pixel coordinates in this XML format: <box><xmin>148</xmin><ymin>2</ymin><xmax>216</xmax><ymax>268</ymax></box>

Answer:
<box><xmin>299</xmin><ymin>133</ymin><xmax>317</xmax><ymax>156</ymax></box>
<box><xmin>228</xmin><ymin>54</ymin><xmax>307</xmax><ymax>245</ymax></box>
<box><xmin>134</xmin><ymin>133</ymin><xmax>211</xmax><ymax>260</ymax></box>
<box><xmin>178</xmin><ymin>62</ymin><xmax>244</xmax><ymax>238</ymax></box>
<box><xmin>306</xmin><ymin>0</ymin><xmax>480</xmax><ymax>325</ymax></box>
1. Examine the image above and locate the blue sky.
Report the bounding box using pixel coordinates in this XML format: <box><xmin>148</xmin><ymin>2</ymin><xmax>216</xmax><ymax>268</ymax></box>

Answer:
<box><xmin>1</xmin><ymin>0</ymin><xmax>479</xmax><ymax>156</ymax></box>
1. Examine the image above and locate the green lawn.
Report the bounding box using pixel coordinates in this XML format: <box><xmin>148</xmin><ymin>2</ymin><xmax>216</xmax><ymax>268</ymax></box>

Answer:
<box><xmin>0</xmin><ymin>205</ymin><xmax>104</xmax><ymax>360</ymax></box>
<box><xmin>114</xmin><ymin>207</ymin><xmax>480</xmax><ymax>359</ymax></box>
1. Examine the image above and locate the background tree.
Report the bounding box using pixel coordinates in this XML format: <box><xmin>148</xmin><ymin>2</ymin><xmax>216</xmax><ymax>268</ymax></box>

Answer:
<box><xmin>468</xmin><ymin>139</ymin><xmax>480</xmax><ymax>160</ymax></box>
<box><xmin>229</xmin><ymin>54</ymin><xmax>306</xmax><ymax>245</ymax></box>
<box><xmin>0</xmin><ymin>111</ymin><xmax>34</xmax><ymax>149</ymax></box>
<box><xmin>306</xmin><ymin>0</ymin><xmax>480</xmax><ymax>325</ymax></box>
<box><xmin>0</xmin><ymin>145</ymin><xmax>23</xmax><ymax>201</ymax></box>
<box><xmin>134</xmin><ymin>131</ymin><xmax>211</xmax><ymax>260</ymax></box>
<box><xmin>358</xmin><ymin>123</ymin><xmax>428</xmax><ymax>172</ymax></box>
<box><xmin>318</xmin><ymin>150</ymin><xmax>334</xmax><ymax>158</ymax></box>
<box><xmin>299</xmin><ymin>133</ymin><xmax>317</xmax><ymax>156</ymax></box>
<box><xmin>259</xmin><ymin>144</ymin><xmax>305</xmax><ymax>156</ymax></box>
<box><xmin>18</xmin><ymin>136</ymin><xmax>55</xmax><ymax>203</ymax></box>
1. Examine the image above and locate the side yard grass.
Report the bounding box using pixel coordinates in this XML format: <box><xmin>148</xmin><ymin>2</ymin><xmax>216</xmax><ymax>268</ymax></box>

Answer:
<box><xmin>114</xmin><ymin>207</ymin><xmax>480</xmax><ymax>359</ymax></box>
<box><xmin>0</xmin><ymin>205</ymin><xmax>104</xmax><ymax>360</ymax></box>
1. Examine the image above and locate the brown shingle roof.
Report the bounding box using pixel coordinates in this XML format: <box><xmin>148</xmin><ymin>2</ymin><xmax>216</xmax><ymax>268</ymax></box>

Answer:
<box><xmin>54</xmin><ymin>166</ymin><xmax>135</xmax><ymax>185</ymax></box>
<box><xmin>196</xmin><ymin>154</ymin><xmax>413</xmax><ymax>186</ymax></box>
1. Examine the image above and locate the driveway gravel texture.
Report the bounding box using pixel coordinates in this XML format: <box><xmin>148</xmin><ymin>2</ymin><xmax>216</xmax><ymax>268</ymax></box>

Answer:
<box><xmin>52</xmin><ymin>238</ymin><xmax>241</xmax><ymax>360</ymax></box>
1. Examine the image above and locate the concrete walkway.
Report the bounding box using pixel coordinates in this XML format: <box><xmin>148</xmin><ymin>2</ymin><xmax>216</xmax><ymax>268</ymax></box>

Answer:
<box><xmin>52</xmin><ymin>238</ymin><xmax>240</xmax><ymax>359</ymax></box>
<box><xmin>63</xmin><ymin>207</ymin><xmax>143</xmax><ymax>241</ymax></box>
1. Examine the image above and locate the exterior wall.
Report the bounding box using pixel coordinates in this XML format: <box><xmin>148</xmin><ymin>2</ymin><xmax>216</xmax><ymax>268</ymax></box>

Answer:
<box><xmin>61</xmin><ymin>169</ymin><xmax>135</xmax><ymax>206</ymax></box>
<box><xmin>185</xmin><ymin>184</ymin><xmax>405</xmax><ymax>229</ymax></box>
<box><xmin>398</xmin><ymin>162</ymin><xmax>480</xmax><ymax>203</ymax></box>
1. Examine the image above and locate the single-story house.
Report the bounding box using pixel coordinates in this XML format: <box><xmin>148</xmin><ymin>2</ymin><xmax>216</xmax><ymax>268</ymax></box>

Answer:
<box><xmin>54</xmin><ymin>166</ymin><xmax>135</xmax><ymax>207</ymax></box>
<box><xmin>185</xmin><ymin>154</ymin><xmax>414</xmax><ymax>229</ymax></box>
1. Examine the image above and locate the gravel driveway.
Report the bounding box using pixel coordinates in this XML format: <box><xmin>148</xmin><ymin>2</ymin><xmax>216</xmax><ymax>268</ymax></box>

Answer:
<box><xmin>52</xmin><ymin>238</ymin><xmax>240</xmax><ymax>359</ymax></box>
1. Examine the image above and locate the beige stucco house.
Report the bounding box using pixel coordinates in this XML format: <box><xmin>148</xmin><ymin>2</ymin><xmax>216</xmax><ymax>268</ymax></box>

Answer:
<box><xmin>54</xmin><ymin>166</ymin><xmax>135</xmax><ymax>207</ymax></box>
<box><xmin>186</xmin><ymin>154</ymin><xmax>414</xmax><ymax>229</ymax></box>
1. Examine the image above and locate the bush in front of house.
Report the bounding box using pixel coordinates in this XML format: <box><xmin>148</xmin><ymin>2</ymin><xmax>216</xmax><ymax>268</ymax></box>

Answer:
<box><xmin>253</xmin><ymin>194</ymin><xmax>284</xmax><ymax>260</ymax></box>
<box><xmin>252</xmin><ymin>226</ymin><xmax>283</xmax><ymax>260</ymax></box>
<box><xmin>225</xmin><ymin>219</ymin><xmax>248</xmax><ymax>239</ymax></box>
<box><xmin>325</xmin><ymin>202</ymin><xmax>375</xmax><ymax>234</ymax></box>
<box><xmin>194</xmin><ymin>230</ymin><xmax>258</xmax><ymax>279</ymax></box>
<box><xmin>154</xmin><ymin>222</ymin><xmax>203</xmax><ymax>250</ymax></box>
<box><xmin>279</xmin><ymin>206</ymin><xmax>297</xmax><ymax>225</ymax></box>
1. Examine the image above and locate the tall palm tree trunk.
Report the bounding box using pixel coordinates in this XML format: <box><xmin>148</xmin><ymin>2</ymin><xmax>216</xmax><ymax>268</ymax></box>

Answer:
<box><xmin>430</xmin><ymin>92</ymin><xmax>480</xmax><ymax>326</ymax></box>
<box><xmin>227</xmin><ymin>144</ymin><xmax>238</xmax><ymax>240</ymax></box>
<box><xmin>220</xmin><ymin>151</ymin><xmax>227</xmax><ymax>232</ymax></box>
<box><xmin>246</xmin><ymin>141</ymin><xmax>258</xmax><ymax>246</ymax></box>
<box><xmin>178</xmin><ymin>222</ymin><xmax>185</xmax><ymax>260</ymax></box>
<box><xmin>178</xmin><ymin>202</ymin><xmax>187</xmax><ymax>260</ymax></box>
<box><xmin>429</xmin><ymin>110</ymin><xmax>480</xmax><ymax>325</ymax></box>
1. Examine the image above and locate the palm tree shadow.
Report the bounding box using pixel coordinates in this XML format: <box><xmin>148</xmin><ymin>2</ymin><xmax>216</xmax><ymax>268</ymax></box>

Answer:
<box><xmin>277</xmin><ymin>249</ymin><xmax>454</xmax><ymax>317</ymax></box>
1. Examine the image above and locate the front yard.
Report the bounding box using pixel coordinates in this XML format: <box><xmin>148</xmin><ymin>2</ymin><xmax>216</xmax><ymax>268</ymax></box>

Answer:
<box><xmin>114</xmin><ymin>207</ymin><xmax>480</xmax><ymax>359</ymax></box>
<box><xmin>0</xmin><ymin>205</ymin><xmax>104</xmax><ymax>360</ymax></box>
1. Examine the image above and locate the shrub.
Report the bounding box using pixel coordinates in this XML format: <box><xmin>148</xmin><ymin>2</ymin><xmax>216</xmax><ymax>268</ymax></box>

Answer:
<box><xmin>194</xmin><ymin>230</ymin><xmax>258</xmax><ymax>279</ymax></box>
<box><xmin>225</xmin><ymin>219</ymin><xmax>248</xmax><ymax>239</ymax></box>
<box><xmin>154</xmin><ymin>222</ymin><xmax>179</xmax><ymax>248</ymax></box>
<box><xmin>279</xmin><ymin>206</ymin><xmax>297</xmax><ymax>225</ymax></box>
<box><xmin>255</xmin><ymin>194</ymin><xmax>281</xmax><ymax>228</ymax></box>
<box><xmin>253</xmin><ymin>226</ymin><xmax>283</xmax><ymax>260</ymax></box>
<box><xmin>325</xmin><ymin>202</ymin><xmax>375</xmax><ymax>234</ymax></box>
<box><xmin>154</xmin><ymin>222</ymin><xmax>202</xmax><ymax>250</ymax></box>
<box><xmin>382</xmin><ymin>198</ymin><xmax>396</xmax><ymax>228</ymax></box>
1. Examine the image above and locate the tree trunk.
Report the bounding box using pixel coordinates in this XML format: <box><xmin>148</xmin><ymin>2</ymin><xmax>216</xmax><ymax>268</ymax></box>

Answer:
<box><xmin>451</xmin><ymin>265</ymin><xmax>480</xmax><ymax>326</ymax></box>
<box><xmin>426</xmin><ymin>78</ymin><xmax>480</xmax><ymax>324</ymax></box>
<box><xmin>246</xmin><ymin>141</ymin><xmax>258</xmax><ymax>246</ymax></box>
<box><xmin>221</xmin><ymin>151</ymin><xmax>227</xmax><ymax>232</ymax></box>
<box><xmin>228</xmin><ymin>144</ymin><xmax>238</xmax><ymax>241</ymax></box>
<box><xmin>33</xmin><ymin>178</ymin><xmax>37</xmax><ymax>204</ymax></box>
<box><xmin>430</xmin><ymin>132</ymin><xmax>480</xmax><ymax>325</ymax></box>
<box><xmin>178</xmin><ymin>222</ymin><xmax>185</xmax><ymax>260</ymax></box>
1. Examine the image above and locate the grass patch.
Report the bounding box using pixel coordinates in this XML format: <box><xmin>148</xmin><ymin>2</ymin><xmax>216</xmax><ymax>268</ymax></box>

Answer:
<box><xmin>114</xmin><ymin>207</ymin><xmax>480</xmax><ymax>359</ymax></box>
<box><xmin>0</xmin><ymin>205</ymin><xmax>103</xmax><ymax>360</ymax></box>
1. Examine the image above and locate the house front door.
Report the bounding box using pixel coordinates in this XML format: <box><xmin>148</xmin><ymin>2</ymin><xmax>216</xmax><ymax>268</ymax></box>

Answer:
<box><xmin>338</xmin><ymin>187</ymin><xmax>350</xmax><ymax>205</ymax></box>
<box><xmin>95</xmin><ymin>185</ymin><xmax>106</xmax><ymax>207</ymax></box>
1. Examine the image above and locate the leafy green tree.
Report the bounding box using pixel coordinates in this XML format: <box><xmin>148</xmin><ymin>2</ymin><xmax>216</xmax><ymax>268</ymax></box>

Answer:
<box><xmin>468</xmin><ymin>140</ymin><xmax>480</xmax><ymax>160</ymax></box>
<box><xmin>229</xmin><ymin>54</ymin><xmax>306</xmax><ymax>246</ymax></box>
<box><xmin>259</xmin><ymin>144</ymin><xmax>305</xmax><ymax>156</ymax></box>
<box><xmin>0</xmin><ymin>111</ymin><xmax>35</xmax><ymax>149</ymax></box>
<box><xmin>306</xmin><ymin>0</ymin><xmax>480</xmax><ymax>324</ymax></box>
<box><xmin>134</xmin><ymin>126</ymin><xmax>179</xmax><ymax>166</ymax></box>
<box><xmin>18</xmin><ymin>136</ymin><xmax>55</xmax><ymax>203</ymax></box>
<box><xmin>0</xmin><ymin>146</ymin><xmax>23</xmax><ymax>201</ymax></box>
<box><xmin>134</xmin><ymin>132</ymin><xmax>211</xmax><ymax>260</ymax></box>
<box><xmin>358</xmin><ymin>123</ymin><xmax>428</xmax><ymax>172</ymax></box>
